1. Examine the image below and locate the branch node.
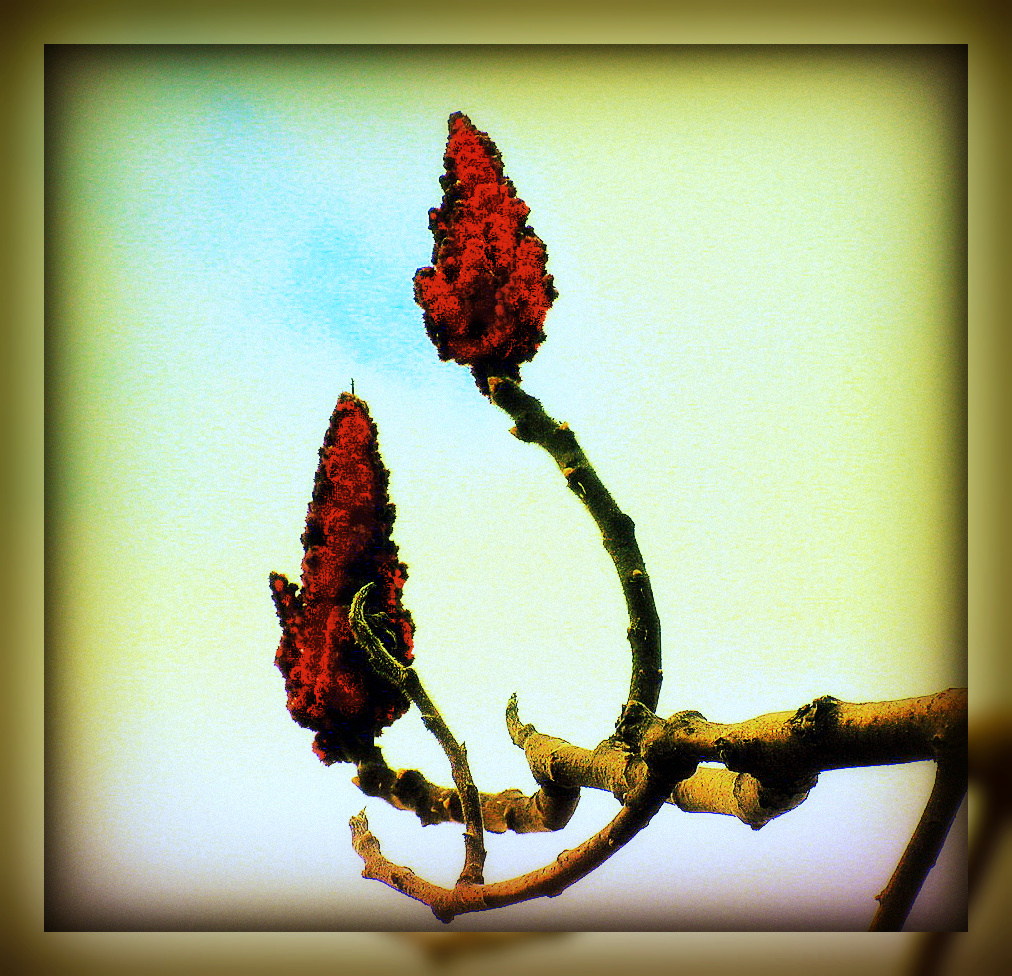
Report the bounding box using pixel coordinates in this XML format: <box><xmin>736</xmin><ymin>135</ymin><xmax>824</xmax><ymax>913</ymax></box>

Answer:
<box><xmin>613</xmin><ymin>700</ymin><xmax>658</xmax><ymax>750</ymax></box>
<box><xmin>511</xmin><ymin>417</ymin><xmax>538</xmax><ymax>442</ymax></box>
<box><xmin>790</xmin><ymin>695</ymin><xmax>841</xmax><ymax>739</ymax></box>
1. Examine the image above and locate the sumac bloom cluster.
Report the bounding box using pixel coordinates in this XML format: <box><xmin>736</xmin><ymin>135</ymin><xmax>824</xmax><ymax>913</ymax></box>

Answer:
<box><xmin>413</xmin><ymin>111</ymin><xmax>558</xmax><ymax>393</ymax></box>
<box><xmin>269</xmin><ymin>394</ymin><xmax>414</xmax><ymax>765</ymax></box>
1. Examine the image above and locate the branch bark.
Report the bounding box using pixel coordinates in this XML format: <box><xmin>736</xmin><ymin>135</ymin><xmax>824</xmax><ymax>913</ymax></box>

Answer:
<box><xmin>348</xmin><ymin>690</ymin><xmax>965</xmax><ymax>922</ymax></box>
<box><xmin>349</xmin><ymin>584</ymin><xmax>487</xmax><ymax>885</ymax></box>
<box><xmin>350</xmin><ymin>761</ymin><xmax>680</xmax><ymax>923</ymax></box>
<box><xmin>511</xmin><ymin>690</ymin><xmax>966</xmax><ymax>812</ymax></box>
<box><xmin>870</xmin><ymin>756</ymin><xmax>967</xmax><ymax>931</ymax></box>
<box><xmin>487</xmin><ymin>376</ymin><xmax>662</xmax><ymax>713</ymax></box>
<box><xmin>357</xmin><ymin>689</ymin><xmax>966</xmax><ymax>836</ymax></box>
<box><xmin>636</xmin><ymin>689</ymin><xmax>967</xmax><ymax>775</ymax></box>
<box><xmin>354</xmin><ymin>749</ymin><xmax>580</xmax><ymax>834</ymax></box>
<box><xmin>906</xmin><ymin>713</ymin><xmax>1012</xmax><ymax>972</ymax></box>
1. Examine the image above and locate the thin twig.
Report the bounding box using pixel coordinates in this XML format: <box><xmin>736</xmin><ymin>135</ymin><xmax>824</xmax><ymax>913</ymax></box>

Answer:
<box><xmin>349</xmin><ymin>583</ymin><xmax>487</xmax><ymax>886</ymax></box>
<box><xmin>906</xmin><ymin>714</ymin><xmax>1012</xmax><ymax>972</ymax></box>
<box><xmin>487</xmin><ymin>376</ymin><xmax>662</xmax><ymax>713</ymax></box>
<box><xmin>350</xmin><ymin>762</ymin><xmax>676</xmax><ymax>923</ymax></box>
<box><xmin>870</xmin><ymin>756</ymin><xmax>967</xmax><ymax>931</ymax></box>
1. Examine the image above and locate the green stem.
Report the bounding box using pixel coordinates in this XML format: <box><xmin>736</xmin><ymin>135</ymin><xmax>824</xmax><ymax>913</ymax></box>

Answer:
<box><xmin>487</xmin><ymin>376</ymin><xmax>662</xmax><ymax>713</ymax></box>
<box><xmin>349</xmin><ymin>584</ymin><xmax>487</xmax><ymax>886</ymax></box>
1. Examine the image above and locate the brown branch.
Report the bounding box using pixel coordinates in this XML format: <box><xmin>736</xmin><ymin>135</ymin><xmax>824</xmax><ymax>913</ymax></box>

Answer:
<box><xmin>348</xmin><ymin>690</ymin><xmax>966</xmax><ymax>920</ymax></box>
<box><xmin>354</xmin><ymin>749</ymin><xmax>580</xmax><ymax>834</ymax></box>
<box><xmin>350</xmin><ymin>762</ymin><xmax>679</xmax><ymax>924</ymax></box>
<box><xmin>508</xmin><ymin>707</ymin><xmax>817</xmax><ymax>829</ymax></box>
<box><xmin>357</xmin><ymin>690</ymin><xmax>964</xmax><ymax>837</ymax></box>
<box><xmin>349</xmin><ymin>584</ymin><xmax>487</xmax><ymax>885</ymax></box>
<box><xmin>487</xmin><ymin>376</ymin><xmax>662</xmax><ymax>713</ymax></box>
<box><xmin>870</xmin><ymin>757</ymin><xmax>967</xmax><ymax>931</ymax></box>
<box><xmin>501</xmin><ymin>691</ymin><xmax>966</xmax><ymax>816</ymax></box>
<box><xmin>626</xmin><ymin>689</ymin><xmax>968</xmax><ymax>779</ymax></box>
<box><xmin>669</xmin><ymin>766</ymin><xmax>817</xmax><ymax>829</ymax></box>
<box><xmin>906</xmin><ymin>713</ymin><xmax>1012</xmax><ymax>973</ymax></box>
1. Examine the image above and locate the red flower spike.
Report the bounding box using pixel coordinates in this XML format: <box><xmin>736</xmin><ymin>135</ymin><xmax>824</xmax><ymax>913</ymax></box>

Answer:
<box><xmin>413</xmin><ymin>111</ymin><xmax>558</xmax><ymax>394</ymax></box>
<box><xmin>269</xmin><ymin>393</ymin><xmax>415</xmax><ymax>765</ymax></box>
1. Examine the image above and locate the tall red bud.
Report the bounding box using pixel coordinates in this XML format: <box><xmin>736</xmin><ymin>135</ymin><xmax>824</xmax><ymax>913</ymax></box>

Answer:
<box><xmin>413</xmin><ymin>112</ymin><xmax>558</xmax><ymax>393</ymax></box>
<box><xmin>269</xmin><ymin>394</ymin><xmax>414</xmax><ymax>765</ymax></box>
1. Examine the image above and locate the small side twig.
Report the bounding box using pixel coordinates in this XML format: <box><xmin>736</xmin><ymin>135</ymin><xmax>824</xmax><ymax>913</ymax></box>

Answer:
<box><xmin>487</xmin><ymin>376</ymin><xmax>662</xmax><ymax>713</ymax></box>
<box><xmin>870</xmin><ymin>756</ymin><xmax>967</xmax><ymax>931</ymax></box>
<box><xmin>906</xmin><ymin>713</ymin><xmax>1012</xmax><ymax>973</ymax></box>
<box><xmin>350</xmin><ymin>583</ymin><xmax>487</xmax><ymax>886</ymax></box>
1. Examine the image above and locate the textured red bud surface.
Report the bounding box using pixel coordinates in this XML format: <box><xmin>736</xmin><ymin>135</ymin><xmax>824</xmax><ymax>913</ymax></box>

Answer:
<box><xmin>270</xmin><ymin>394</ymin><xmax>414</xmax><ymax>765</ymax></box>
<box><xmin>413</xmin><ymin>111</ymin><xmax>558</xmax><ymax>393</ymax></box>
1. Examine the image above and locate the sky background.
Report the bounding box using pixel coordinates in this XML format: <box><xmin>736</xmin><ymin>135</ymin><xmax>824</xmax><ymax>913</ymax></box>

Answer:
<box><xmin>47</xmin><ymin>45</ymin><xmax>966</xmax><ymax>931</ymax></box>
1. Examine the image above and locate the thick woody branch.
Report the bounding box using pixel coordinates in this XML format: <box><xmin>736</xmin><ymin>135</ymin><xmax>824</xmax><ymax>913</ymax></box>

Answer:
<box><xmin>506</xmin><ymin>691</ymin><xmax>967</xmax><ymax>824</ymax></box>
<box><xmin>627</xmin><ymin>689</ymin><xmax>967</xmax><ymax>781</ymax></box>
<box><xmin>487</xmin><ymin>376</ymin><xmax>662</xmax><ymax>713</ymax></box>
<box><xmin>349</xmin><ymin>690</ymin><xmax>965</xmax><ymax>920</ymax></box>
<box><xmin>366</xmin><ymin>690</ymin><xmax>964</xmax><ymax>836</ymax></box>
<box><xmin>350</xmin><ymin>584</ymin><xmax>487</xmax><ymax>885</ymax></box>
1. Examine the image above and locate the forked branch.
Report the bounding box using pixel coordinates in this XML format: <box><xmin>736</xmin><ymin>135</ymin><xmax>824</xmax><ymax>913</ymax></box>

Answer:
<box><xmin>356</xmin><ymin>690</ymin><xmax>966</xmax><ymax>838</ymax></box>
<box><xmin>348</xmin><ymin>688</ymin><xmax>966</xmax><ymax>923</ymax></box>
<box><xmin>349</xmin><ymin>584</ymin><xmax>487</xmax><ymax>886</ymax></box>
<box><xmin>350</xmin><ymin>753</ymin><xmax>692</xmax><ymax>923</ymax></box>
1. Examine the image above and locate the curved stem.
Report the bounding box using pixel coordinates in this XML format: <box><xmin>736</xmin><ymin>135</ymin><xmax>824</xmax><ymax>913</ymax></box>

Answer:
<box><xmin>350</xmin><ymin>584</ymin><xmax>487</xmax><ymax>885</ymax></box>
<box><xmin>487</xmin><ymin>376</ymin><xmax>662</xmax><ymax>713</ymax></box>
<box><xmin>350</xmin><ymin>764</ymin><xmax>673</xmax><ymax>923</ymax></box>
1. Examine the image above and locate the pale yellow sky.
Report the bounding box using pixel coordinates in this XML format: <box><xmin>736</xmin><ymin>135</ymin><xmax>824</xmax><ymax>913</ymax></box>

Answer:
<box><xmin>48</xmin><ymin>46</ymin><xmax>965</xmax><ymax>930</ymax></box>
